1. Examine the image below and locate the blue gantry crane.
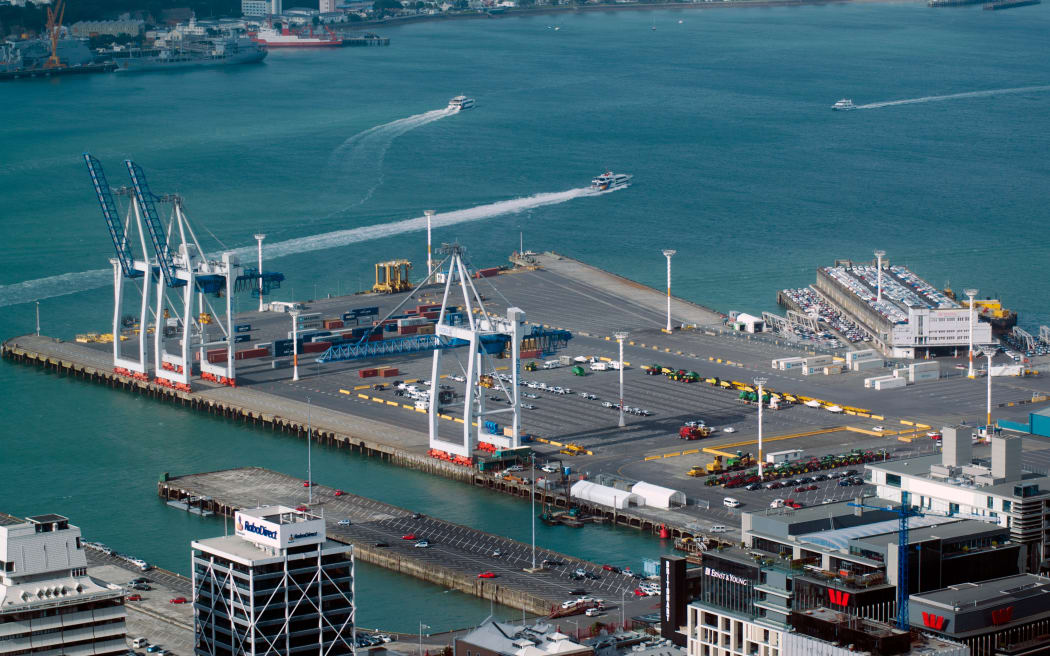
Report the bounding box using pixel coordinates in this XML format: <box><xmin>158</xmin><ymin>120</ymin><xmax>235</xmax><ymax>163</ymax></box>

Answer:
<box><xmin>849</xmin><ymin>491</ymin><xmax>920</xmax><ymax>630</ymax></box>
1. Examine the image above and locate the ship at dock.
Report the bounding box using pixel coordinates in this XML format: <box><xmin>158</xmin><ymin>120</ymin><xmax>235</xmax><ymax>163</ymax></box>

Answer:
<box><xmin>105</xmin><ymin>37</ymin><xmax>266</xmax><ymax>73</ymax></box>
<box><xmin>984</xmin><ymin>0</ymin><xmax>1041</xmax><ymax>9</ymax></box>
<box><xmin>248</xmin><ymin>24</ymin><xmax>346</xmax><ymax>47</ymax></box>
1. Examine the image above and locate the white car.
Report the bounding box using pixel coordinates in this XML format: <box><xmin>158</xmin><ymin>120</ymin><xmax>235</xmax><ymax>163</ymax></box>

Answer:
<box><xmin>541</xmin><ymin>465</ymin><xmax>559</xmax><ymax>473</ymax></box>
<box><xmin>709</xmin><ymin>525</ymin><xmax>727</xmax><ymax>533</ymax></box>
<box><xmin>872</xmin><ymin>425</ymin><xmax>885</xmax><ymax>432</ymax></box>
<box><xmin>722</xmin><ymin>427</ymin><xmax>736</xmax><ymax>433</ymax></box>
<box><xmin>337</xmin><ymin>519</ymin><xmax>351</xmax><ymax>526</ymax></box>
<box><xmin>585</xmin><ymin>607</ymin><xmax>602</xmax><ymax>617</ymax></box>
<box><xmin>601</xmin><ymin>401</ymin><xmax>614</xmax><ymax>408</ymax></box>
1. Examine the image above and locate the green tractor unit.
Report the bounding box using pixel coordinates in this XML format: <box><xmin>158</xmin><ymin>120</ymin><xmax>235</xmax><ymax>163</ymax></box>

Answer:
<box><xmin>571</xmin><ymin>365</ymin><xmax>586</xmax><ymax>376</ymax></box>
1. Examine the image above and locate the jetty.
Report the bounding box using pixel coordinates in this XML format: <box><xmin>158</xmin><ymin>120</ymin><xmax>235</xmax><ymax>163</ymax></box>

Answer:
<box><xmin>158</xmin><ymin>467</ymin><xmax>644</xmax><ymax>616</ymax></box>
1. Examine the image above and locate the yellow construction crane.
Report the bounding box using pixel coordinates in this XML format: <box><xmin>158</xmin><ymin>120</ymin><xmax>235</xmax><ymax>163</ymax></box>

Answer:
<box><xmin>373</xmin><ymin>259</ymin><xmax>412</xmax><ymax>294</ymax></box>
<box><xmin>44</xmin><ymin>0</ymin><xmax>66</xmax><ymax>70</ymax></box>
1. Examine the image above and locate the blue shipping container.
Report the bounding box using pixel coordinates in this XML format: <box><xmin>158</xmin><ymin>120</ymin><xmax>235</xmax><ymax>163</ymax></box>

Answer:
<box><xmin>234</xmin><ymin>324</ymin><xmax>252</xmax><ymax>333</ymax></box>
<box><xmin>234</xmin><ymin>334</ymin><xmax>252</xmax><ymax>343</ymax></box>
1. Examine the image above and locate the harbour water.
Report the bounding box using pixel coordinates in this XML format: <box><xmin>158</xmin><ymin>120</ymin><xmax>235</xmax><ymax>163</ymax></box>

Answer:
<box><xmin>2</xmin><ymin>1</ymin><xmax>1050</xmax><ymax>631</ymax></box>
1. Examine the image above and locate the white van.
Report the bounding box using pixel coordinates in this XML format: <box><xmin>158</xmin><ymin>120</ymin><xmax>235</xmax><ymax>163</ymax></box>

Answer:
<box><xmin>769</xmin><ymin>499</ymin><xmax>785</xmax><ymax>509</ymax></box>
<box><xmin>590</xmin><ymin>362</ymin><xmax>609</xmax><ymax>372</ymax></box>
<box><xmin>723</xmin><ymin>497</ymin><xmax>741</xmax><ymax>508</ymax></box>
<box><xmin>543</xmin><ymin>360</ymin><xmax>562</xmax><ymax>369</ymax></box>
<box><xmin>132</xmin><ymin>638</ymin><xmax>149</xmax><ymax>648</ymax></box>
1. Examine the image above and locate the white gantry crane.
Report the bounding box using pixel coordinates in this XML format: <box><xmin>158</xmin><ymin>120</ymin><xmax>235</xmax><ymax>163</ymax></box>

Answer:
<box><xmin>428</xmin><ymin>245</ymin><xmax>526</xmax><ymax>460</ymax></box>
<box><xmin>86</xmin><ymin>155</ymin><xmax>242</xmax><ymax>391</ymax></box>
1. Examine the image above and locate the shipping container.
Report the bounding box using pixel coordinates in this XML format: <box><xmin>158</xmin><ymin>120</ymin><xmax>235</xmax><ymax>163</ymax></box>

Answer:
<box><xmin>359</xmin><ymin>369</ymin><xmax>378</xmax><ymax>378</ymax></box>
<box><xmin>380</xmin><ymin>368</ymin><xmax>399</xmax><ymax>377</ymax></box>
<box><xmin>475</xmin><ymin>267</ymin><xmax>500</xmax><ymax>278</ymax></box>
<box><xmin>303</xmin><ymin>342</ymin><xmax>329</xmax><ymax>353</ymax></box>
<box><xmin>417</xmin><ymin>324</ymin><xmax>436</xmax><ymax>335</ymax></box>
<box><xmin>399</xmin><ymin>325</ymin><xmax>418</xmax><ymax>335</ymax></box>
<box><xmin>234</xmin><ymin>323</ymin><xmax>252</xmax><ymax>333</ymax></box>
<box><xmin>323</xmin><ymin>319</ymin><xmax>344</xmax><ymax>330</ymax></box>
<box><xmin>873</xmin><ymin>376</ymin><xmax>906</xmax><ymax>390</ymax></box>
<box><xmin>233</xmin><ymin>334</ymin><xmax>252</xmax><ymax>343</ymax></box>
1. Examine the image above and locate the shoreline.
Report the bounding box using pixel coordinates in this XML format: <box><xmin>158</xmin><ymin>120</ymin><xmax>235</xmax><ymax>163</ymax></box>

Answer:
<box><xmin>340</xmin><ymin>0</ymin><xmax>925</xmax><ymax>31</ymax></box>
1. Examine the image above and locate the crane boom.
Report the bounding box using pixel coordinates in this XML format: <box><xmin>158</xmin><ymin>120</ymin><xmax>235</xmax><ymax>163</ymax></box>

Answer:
<box><xmin>84</xmin><ymin>153</ymin><xmax>140</xmax><ymax>278</ymax></box>
<box><xmin>125</xmin><ymin>159</ymin><xmax>183</xmax><ymax>287</ymax></box>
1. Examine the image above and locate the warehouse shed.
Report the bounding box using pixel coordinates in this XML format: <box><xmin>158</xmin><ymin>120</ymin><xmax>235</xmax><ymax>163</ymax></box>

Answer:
<box><xmin>630</xmin><ymin>481</ymin><xmax>686</xmax><ymax>509</ymax></box>
<box><xmin>570</xmin><ymin>481</ymin><xmax>643</xmax><ymax>509</ymax></box>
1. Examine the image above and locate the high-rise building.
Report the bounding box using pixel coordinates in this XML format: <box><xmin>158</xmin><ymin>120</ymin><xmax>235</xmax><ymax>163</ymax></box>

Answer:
<box><xmin>191</xmin><ymin>506</ymin><xmax>355</xmax><ymax>656</ymax></box>
<box><xmin>319</xmin><ymin>0</ymin><xmax>337</xmax><ymax>12</ymax></box>
<box><xmin>0</xmin><ymin>513</ymin><xmax>127</xmax><ymax>656</ymax></box>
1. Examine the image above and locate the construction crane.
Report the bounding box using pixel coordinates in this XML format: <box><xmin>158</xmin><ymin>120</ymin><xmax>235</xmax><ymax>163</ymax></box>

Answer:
<box><xmin>43</xmin><ymin>0</ymin><xmax>66</xmax><ymax>70</ymax></box>
<box><xmin>848</xmin><ymin>492</ymin><xmax>920</xmax><ymax>630</ymax></box>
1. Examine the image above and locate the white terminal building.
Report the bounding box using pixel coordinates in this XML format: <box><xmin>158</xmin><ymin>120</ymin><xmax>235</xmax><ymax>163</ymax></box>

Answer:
<box><xmin>814</xmin><ymin>258</ymin><xmax>992</xmax><ymax>358</ymax></box>
<box><xmin>0</xmin><ymin>514</ymin><xmax>127</xmax><ymax>656</ymax></box>
<box><xmin>191</xmin><ymin>506</ymin><xmax>355</xmax><ymax>656</ymax></box>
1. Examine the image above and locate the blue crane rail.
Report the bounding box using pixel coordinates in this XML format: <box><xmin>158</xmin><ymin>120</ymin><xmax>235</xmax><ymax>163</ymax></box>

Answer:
<box><xmin>315</xmin><ymin>334</ymin><xmax>470</xmax><ymax>363</ymax></box>
<box><xmin>84</xmin><ymin>154</ymin><xmax>140</xmax><ymax>278</ymax></box>
<box><xmin>125</xmin><ymin>160</ymin><xmax>184</xmax><ymax>288</ymax></box>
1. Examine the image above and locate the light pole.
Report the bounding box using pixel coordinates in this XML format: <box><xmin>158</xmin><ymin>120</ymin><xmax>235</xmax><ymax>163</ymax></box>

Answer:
<box><xmin>615</xmin><ymin>331</ymin><xmax>629</xmax><ymax>427</ymax></box>
<box><xmin>982</xmin><ymin>348</ymin><xmax>995</xmax><ymax>429</ymax></box>
<box><xmin>662</xmin><ymin>250</ymin><xmax>676</xmax><ymax>333</ymax></box>
<box><xmin>418</xmin><ymin>621</ymin><xmax>430</xmax><ymax>656</ymax></box>
<box><xmin>307</xmin><ymin>397</ymin><xmax>313</xmax><ymax>504</ymax></box>
<box><xmin>754</xmin><ymin>377</ymin><xmax>767</xmax><ymax>478</ymax></box>
<box><xmin>254</xmin><ymin>234</ymin><xmax>266</xmax><ymax>312</ymax></box>
<box><xmin>620</xmin><ymin>586</ymin><xmax>627</xmax><ymax>630</ymax></box>
<box><xmin>874</xmin><ymin>250</ymin><xmax>886</xmax><ymax>303</ymax></box>
<box><xmin>531</xmin><ymin>452</ymin><xmax>537</xmax><ymax>569</ymax></box>
<box><xmin>290</xmin><ymin>310</ymin><xmax>300</xmax><ymax>382</ymax></box>
<box><xmin>425</xmin><ymin>210</ymin><xmax>435</xmax><ymax>278</ymax></box>
<box><xmin>35</xmin><ymin>301</ymin><xmax>40</xmax><ymax>336</ymax></box>
<box><xmin>965</xmin><ymin>288</ymin><xmax>979</xmax><ymax>378</ymax></box>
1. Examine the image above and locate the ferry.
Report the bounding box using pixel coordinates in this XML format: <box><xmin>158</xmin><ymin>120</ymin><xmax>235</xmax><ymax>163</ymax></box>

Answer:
<box><xmin>448</xmin><ymin>95</ymin><xmax>475</xmax><ymax>111</ymax></box>
<box><xmin>590</xmin><ymin>171</ymin><xmax>632</xmax><ymax>191</ymax></box>
<box><xmin>249</xmin><ymin>25</ymin><xmax>345</xmax><ymax>47</ymax></box>
<box><xmin>832</xmin><ymin>98</ymin><xmax>856</xmax><ymax>111</ymax></box>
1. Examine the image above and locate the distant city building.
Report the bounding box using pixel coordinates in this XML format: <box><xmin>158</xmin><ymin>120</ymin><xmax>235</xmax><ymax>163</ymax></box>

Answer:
<box><xmin>70</xmin><ymin>19</ymin><xmax>145</xmax><ymax>37</ymax></box>
<box><xmin>0</xmin><ymin>513</ymin><xmax>127</xmax><ymax>656</ymax></box>
<box><xmin>191</xmin><ymin>506</ymin><xmax>355</xmax><ymax>656</ymax></box>
<box><xmin>454</xmin><ymin>619</ymin><xmax>594</xmax><ymax>656</ymax></box>
<box><xmin>242</xmin><ymin>0</ymin><xmax>270</xmax><ymax>16</ymax></box>
<box><xmin>320</xmin><ymin>0</ymin><xmax>337</xmax><ymax>11</ymax></box>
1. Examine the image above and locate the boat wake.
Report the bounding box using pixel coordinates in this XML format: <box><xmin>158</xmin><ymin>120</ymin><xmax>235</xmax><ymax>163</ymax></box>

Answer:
<box><xmin>856</xmin><ymin>85</ymin><xmax>1050</xmax><ymax>109</ymax></box>
<box><xmin>328</xmin><ymin>107</ymin><xmax>454</xmax><ymax>206</ymax></box>
<box><xmin>0</xmin><ymin>186</ymin><xmax>613</xmax><ymax>308</ymax></box>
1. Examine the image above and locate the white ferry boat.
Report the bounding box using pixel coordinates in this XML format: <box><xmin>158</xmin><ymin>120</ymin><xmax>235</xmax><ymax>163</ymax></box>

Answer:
<box><xmin>832</xmin><ymin>98</ymin><xmax>856</xmax><ymax>111</ymax></box>
<box><xmin>590</xmin><ymin>171</ymin><xmax>632</xmax><ymax>191</ymax></box>
<box><xmin>448</xmin><ymin>95</ymin><xmax>475</xmax><ymax>111</ymax></box>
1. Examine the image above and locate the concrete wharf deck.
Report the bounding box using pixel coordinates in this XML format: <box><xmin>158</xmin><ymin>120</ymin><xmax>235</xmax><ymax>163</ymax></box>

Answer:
<box><xmin>158</xmin><ymin>467</ymin><xmax>646</xmax><ymax>616</ymax></box>
<box><xmin>6</xmin><ymin>252</ymin><xmax>1050</xmax><ymax>536</ymax></box>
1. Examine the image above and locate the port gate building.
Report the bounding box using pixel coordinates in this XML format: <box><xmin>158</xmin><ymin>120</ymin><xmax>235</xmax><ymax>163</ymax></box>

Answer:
<box><xmin>191</xmin><ymin>506</ymin><xmax>355</xmax><ymax>656</ymax></box>
<box><xmin>814</xmin><ymin>260</ymin><xmax>991</xmax><ymax>358</ymax></box>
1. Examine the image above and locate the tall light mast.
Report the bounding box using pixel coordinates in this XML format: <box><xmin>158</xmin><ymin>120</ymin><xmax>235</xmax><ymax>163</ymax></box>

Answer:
<box><xmin>254</xmin><ymin>234</ymin><xmax>266</xmax><ymax>311</ymax></box>
<box><xmin>615</xmin><ymin>331</ymin><xmax>628</xmax><ymax>428</ymax></box>
<box><xmin>874</xmin><ymin>250</ymin><xmax>886</xmax><ymax>303</ymax></box>
<box><xmin>662</xmin><ymin>249</ymin><xmax>676</xmax><ymax>333</ymax></box>
<box><xmin>755</xmin><ymin>377</ymin><xmax>767</xmax><ymax>478</ymax></box>
<box><xmin>425</xmin><ymin>210</ymin><xmax>435</xmax><ymax>278</ymax></box>
<box><xmin>965</xmin><ymin>288</ymin><xmax>979</xmax><ymax>379</ymax></box>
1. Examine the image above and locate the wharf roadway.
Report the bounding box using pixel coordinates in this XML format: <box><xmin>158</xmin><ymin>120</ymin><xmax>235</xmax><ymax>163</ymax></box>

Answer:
<box><xmin>159</xmin><ymin>467</ymin><xmax>655</xmax><ymax>617</ymax></box>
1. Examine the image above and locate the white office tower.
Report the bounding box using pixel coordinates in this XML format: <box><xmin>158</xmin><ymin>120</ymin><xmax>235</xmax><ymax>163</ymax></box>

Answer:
<box><xmin>191</xmin><ymin>506</ymin><xmax>355</xmax><ymax>656</ymax></box>
<box><xmin>0</xmin><ymin>514</ymin><xmax>127</xmax><ymax>656</ymax></box>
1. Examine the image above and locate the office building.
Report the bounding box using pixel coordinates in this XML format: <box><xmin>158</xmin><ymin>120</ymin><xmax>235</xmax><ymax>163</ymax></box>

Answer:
<box><xmin>910</xmin><ymin>574</ymin><xmax>1050</xmax><ymax>656</ymax></box>
<box><xmin>867</xmin><ymin>429</ymin><xmax>1050</xmax><ymax>572</ymax></box>
<box><xmin>242</xmin><ymin>0</ymin><xmax>281</xmax><ymax>15</ymax></box>
<box><xmin>0</xmin><ymin>513</ymin><xmax>127</xmax><ymax>656</ymax></box>
<box><xmin>192</xmin><ymin>506</ymin><xmax>355</xmax><ymax>656</ymax></box>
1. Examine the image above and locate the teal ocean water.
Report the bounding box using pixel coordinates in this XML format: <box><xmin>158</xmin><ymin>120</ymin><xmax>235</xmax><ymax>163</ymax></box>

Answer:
<box><xmin>2</xmin><ymin>1</ymin><xmax>1050</xmax><ymax>631</ymax></box>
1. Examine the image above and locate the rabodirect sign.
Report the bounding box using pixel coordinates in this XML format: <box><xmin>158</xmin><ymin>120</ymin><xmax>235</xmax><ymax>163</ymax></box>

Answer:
<box><xmin>235</xmin><ymin>512</ymin><xmax>325</xmax><ymax>549</ymax></box>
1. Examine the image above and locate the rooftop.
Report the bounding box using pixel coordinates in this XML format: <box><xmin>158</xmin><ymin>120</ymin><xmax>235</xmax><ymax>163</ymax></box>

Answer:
<box><xmin>868</xmin><ymin>455</ymin><xmax>1050</xmax><ymax>497</ymax></box>
<box><xmin>851</xmin><ymin>519</ymin><xmax>1006</xmax><ymax>552</ymax></box>
<box><xmin>459</xmin><ymin>620</ymin><xmax>591</xmax><ymax>656</ymax></box>
<box><xmin>911</xmin><ymin>574</ymin><xmax>1050</xmax><ymax>611</ymax></box>
<box><xmin>797</xmin><ymin>515</ymin><xmax>961</xmax><ymax>552</ymax></box>
<box><xmin>238</xmin><ymin>505</ymin><xmax>320</xmax><ymax>525</ymax></box>
<box><xmin>26</xmin><ymin>513</ymin><xmax>68</xmax><ymax>524</ymax></box>
<box><xmin>192</xmin><ymin>535</ymin><xmax>347</xmax><ymax>565</ymax></box>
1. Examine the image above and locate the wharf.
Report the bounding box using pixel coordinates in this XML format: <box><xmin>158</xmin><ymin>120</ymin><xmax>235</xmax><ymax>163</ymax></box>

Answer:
<box><xmin>158</xmin><ymin>467</ymin><xmax>643</xmax><ymax>616</ymax></box>
<box><xmin>0</xmin><ymin>62</ymin><xmax>116</xmax><ymax>80</ymax></box>
<box><xmin>7</xmin><ymin>252</ymin><xmax>1050</xmax><ymax>537</ymax></box>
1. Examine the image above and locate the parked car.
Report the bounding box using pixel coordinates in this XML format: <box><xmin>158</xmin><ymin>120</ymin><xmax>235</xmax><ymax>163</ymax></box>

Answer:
<box><xmin>723</xmin><ymin>497</ymin><xmax>741</xmax><ymax>508</ymax></box>
<box><xmin>168</xmin><ymin>597</ymin><xmax>187</xmax><ymax>604</ymax></box>
<box><xmin>709</xmin><ymin>525</ymin><xmax>727</xmax><ymax>533</ymax></box>
<box><xmin>334</xmin><ymin>490</ymin><xmax>344</xmax><ymax>497</ymax></box>
<box><xmin>585</xmin><ymin>607</ymin><xmax>602</xmax><ymax>617</ymax></box>
<box><xmin>478</xmin><ymin>572</ymin><xmax>497</xmax><ymax>579</ymax></box>
<box><xmin>722</xmin><ymin>427</ymin><xmax>736</xmax><ymax>433</ymax></box>
<box><xmin>374</xmin><ymin>542</ymin><xmax>389</xmax><ymax>548</ymax></box>
<box><xmin>414</xmin><ymin>540</ymin><xmax>431</xmax><ymax>548</ymax></box>
<box><xmin>126</xmin><ymin>594</ymin><xmax>143</xmax><ymax>601</ymax></box>
<box><xmin>337</xmin><ymin>519</ymin><xmax>351</xmax><ymax>526</ymax></box>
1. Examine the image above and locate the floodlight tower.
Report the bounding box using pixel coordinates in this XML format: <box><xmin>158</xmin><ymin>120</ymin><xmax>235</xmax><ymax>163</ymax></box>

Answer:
<box><xmin>981</xmin><ymin>348</ymin><xmax>996</xmax><ymax>428</ymax></box>
<box><xmin>965</xmin><ymin>288</ymin><xmax>979</xmax><ymax>378</ymax></box>
<box><xmin>755</xmin><ymin>377</ymin><xmax>767</xmax><ymax>478</ymax></box>
<box><xmin>615</xmin><ymin>331</ymin><xmax>628</xmax><ymax>428</ymax></box>
<box><xmin>254</xmin><ymin>234</ymin><xmax>266</xmax><ymax>311</ymax></box>
<box><xmin>84</xmin><ymin>154</ymin><xmax>153</xmax><ymax>381</ymax></box>
<box><xmin>428</xmin><ymin>245</ymin><xmax>526</xmax><ymax>459</ymax></box>
<box><xmin>425</xmin><ymin>210</ymin><xmax>435</xmax><ymax>278</ymax></box>
<box><xmin>662</xmin><ymin>249</ymin><xmax>676</xmax><ymax>333</ymax></box>
<box><xmin>874</xmin><ymin>250</ymin><xmax>886</xmax><ymax>303</ymax></box>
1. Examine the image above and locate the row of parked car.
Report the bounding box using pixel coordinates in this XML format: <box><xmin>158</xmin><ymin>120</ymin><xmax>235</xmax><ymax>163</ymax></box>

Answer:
<box><xmin>356</xmin><ymin>633</ymin><xmax>394</xmax><ymax>648</ymax></box>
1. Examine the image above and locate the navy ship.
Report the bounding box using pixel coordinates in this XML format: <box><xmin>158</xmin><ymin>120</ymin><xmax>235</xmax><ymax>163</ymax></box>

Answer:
<box><xmin>107</xmin><ymin>37</ymin><xmax>266</xmax><ymax>73</ymax></box>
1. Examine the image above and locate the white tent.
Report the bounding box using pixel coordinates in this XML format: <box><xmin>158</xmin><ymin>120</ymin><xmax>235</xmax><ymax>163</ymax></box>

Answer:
<box><xmin>570</xmin><ymin>480</ymin><xmax>643</xmax><ymax>509</ymax></box>
<box><xmin>630</xmin><ymin>481</ymin><xmax>686</xmax><ymax>509</ymax></box>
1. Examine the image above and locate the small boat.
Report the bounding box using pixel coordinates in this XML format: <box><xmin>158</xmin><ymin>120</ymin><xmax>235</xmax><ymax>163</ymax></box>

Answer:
<box><xmin>590</xmin><ymin>171</ymin><xmax>632</xmax><ymax>191</ymax></box>
<box><xmin>832</xmin><ymin>98</ymin><xmax>856</xmax><ymax>111</ymax></box>
<box><xmin>448</xmin><ymin>95</ymin><xmax>475</xmax><ymax>111</ymax></box>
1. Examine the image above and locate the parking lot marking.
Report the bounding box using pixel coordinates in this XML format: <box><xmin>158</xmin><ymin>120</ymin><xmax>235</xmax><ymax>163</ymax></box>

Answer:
<box><xmin>339</xmin><ymin>389</ymin><xmax>351</xmax><ymax>395</ymax></box>
<box><xmin>354</xmin><ymin>384</ymin><xmax>371</xmax><ymax>390</ymax></box>
<box><xmin>371</xmin><ymin>397</ymin><xmax>384</xmax><ymax>404</ymax></box>
<box><xmin>357</xmin><ymin>394</ymin><xmax>369</xmax><ymax>400</ymax></box>
<box><xmin>385</xmin><ymin>400</ymin><xmax>399</xmax><ymax>406</ymax></box>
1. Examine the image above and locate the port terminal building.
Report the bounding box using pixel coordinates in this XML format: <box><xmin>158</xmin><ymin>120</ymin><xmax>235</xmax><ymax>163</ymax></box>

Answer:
<box><xmin>191</xmin><ymin>506</ymin><xmax>355</xmax><ymax>656</ymax></box>
<box><xmin>813</xmin><ymin>259</ymin><xmax>992</xmax><ymax>358</ymax></box>
<box><xmin>0</xmin><ymin>513</ymin><xmax>128</xmax><ymax>656</ymax></box>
